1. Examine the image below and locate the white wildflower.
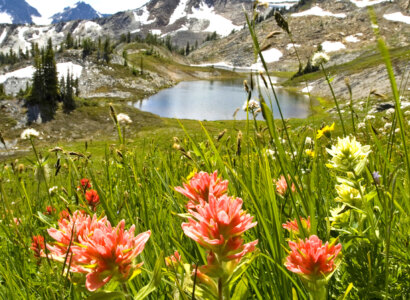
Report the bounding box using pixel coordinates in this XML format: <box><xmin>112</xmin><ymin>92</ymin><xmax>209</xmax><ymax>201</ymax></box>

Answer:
<box><xmin>386</xmin><ymin>108</ymin><xmax>395</xmax><ymax>116</ymax></box>
<box><xmin>365</xmin><ymin>115</ymin><xmax>375</xmax><ymax>120</ymax></box>
<box><xmin>384</xmin><ymin>123</ymin><xmax>392</xmax><ymax>130</ymax></box>
<box><xmin>335</xmin><ymin>183</ymin><xmax>364</xmax><ymax>208</ymax></box>
<box><xmin>266</xmin><ymin>149</ymin><xmax>276</xmax><ymax>158</ymax></box>
<box><xmin>326</xmin><ymin>136</ymin><xmax>371</xmax><ymax>175</ymax></box>
<box><xmin>358</xmin><ymin>122</ymin><xmax>366</xmax><ymax>129</ymax></box>
<box><xmin>21</xmin><ymin>128</ymin><xmax>40</xmax><ymax>140</ymax></box>
<box><xmin>243</xmin><ymin>99</ymin><xmax>260</xmax><ymax>112</ymax></box>
<box><xmin>49</xmin><ymin>186</ymin><xmax>59</xmax><ymax>195</ymax></box>
<box><xmin>404</xmin><ymin>111</ymin><xmax>410</xmax><ymax>117</ymax></box>
<box><xmin>305</xmin><ymin>137</ymin><xmax>313</xmax><ymax>145</ymax></box>
<box><xmin>117</xmin><ymin>113</ymin><xmax>132</xmax><ymax>124</ymax></box>
<box><xmin>312</xmin><ymin>52</ymin><xmax>330</xmax><ymax>67</ymax></box>
<box><xmin>395</xmin><ymin>128</ymin><xmax>400</xmax><ymax>133</ymax></box>
<box><xmin>340</xmin><ymin>110</ymin><xmax>345</xmax><ymax>114</ymax></box>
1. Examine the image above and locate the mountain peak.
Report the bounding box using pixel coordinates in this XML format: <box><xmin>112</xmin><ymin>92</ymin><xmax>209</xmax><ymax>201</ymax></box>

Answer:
<box><xmin>0</xmin><ymin>0</ymin><xmax>40</xmax><ymax>24</ymax></box>
<box><xmin>51</xmin><ymin>1</ymin><xmax>106</xmax><ymax>24</ymax></box>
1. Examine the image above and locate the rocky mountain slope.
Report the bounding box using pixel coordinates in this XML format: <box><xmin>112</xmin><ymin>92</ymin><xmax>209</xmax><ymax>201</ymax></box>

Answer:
<box><xmin>188</xmin><ymin>0</ymin><xmax>410</xmax><ymax>98</ymax></box>
<box><xmin>50</xmin><ymin>2</ymin><xmax>107</xmax><ymax>24</ymax></box>
<box><xmin>0</xmin><ymin>0</ymin><xmax>40</xmax><ymax>24</ymax></box>
<box><xmin>0</xmin><ymin>0</ymin><xmax>262</xmax><ymax>54</ymax></box>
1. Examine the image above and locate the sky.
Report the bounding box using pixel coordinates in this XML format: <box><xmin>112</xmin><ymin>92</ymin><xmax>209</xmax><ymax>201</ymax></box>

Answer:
<box><xmin>26</xmin><ymin>0</ymin><xmax>149</xmax><ymax>18</ymax></box>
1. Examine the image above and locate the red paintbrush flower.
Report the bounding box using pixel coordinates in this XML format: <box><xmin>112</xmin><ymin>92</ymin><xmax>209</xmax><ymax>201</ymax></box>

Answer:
<box><xmin>85</xmin><ymin>189</ymin><xmax>100</xmax><ymax>210</ymax></box>
<box><xmin>285</xmin><ymin>235</ymin><xmax>342</xmax><ymax>281</ymax></box>
<box><xmin>283</xmin><ymin>216</ymin><xmax>311</xmax><ymax>236</ymax></box>
<box><xmin>175</xmin><ymin>171</ymin><xmax>228</xmax><ymax>209</ymax></box>
<box><xmin>46</xmin><ymin>210</ymin><xmax>151</xmax><ymax>291</ymax></box>
<box><xmin>30</xmin><ymin>235</ymin><xmax>45</xmax><ymax>259</ymax></box>
<box><xmin>182</xmin><ymin>194</ymin><xmax>257</xmax><ymax>261</ymax></box>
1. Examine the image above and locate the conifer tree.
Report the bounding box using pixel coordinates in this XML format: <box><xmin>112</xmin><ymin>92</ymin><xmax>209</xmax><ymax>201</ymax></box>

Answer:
<box><xmin>63</xmin><ymin>71</ymin><xmax>75</xmax><ymax>112</ymax></box>
<box><xmin>43</xmin><ymin>38</ymin><xmax>59</xmax><ymax>117</ymax></box>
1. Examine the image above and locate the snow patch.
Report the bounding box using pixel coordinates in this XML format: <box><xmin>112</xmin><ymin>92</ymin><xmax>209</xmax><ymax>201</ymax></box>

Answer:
<box><xmin>0</xmin><ymin>66</ymin><xmax>35</xmax><ymax>83</ymax></box>
<box><xmin>0</xmin><ymin>63</ymin><xmax>83</xmax><ymax>84</ymax></box>
<box><xmin>267</xmin><ymin>0</ymin><xmax>299</xmax><ymax>9</ymax></box>
<box><xmin>292</xmin><ymin>6</ymin><xmax>346</xmax><ymax>18</ymax></box>
<box><xmin>321</xmin><ymin>41</ymin><xmax>346</xmax><ymax>52</ymax></box>
<box><xmin>383</xmin><ymin>12</ymin><xmax>410</xmax><ymax>25</ymax></box>
<box><xmin>250</xmin><ymin>48</ymin><xmax>283</xmax><ymax>71</ymax></box>
<box><xmin>286</xmin><ymin>43</ymin><xmax>301</xmax><ymax>50</ymax></box>
<box><xmin>345</xmin><ymin>35</ymin><xmax>360</xmax><ymax>43</ymax></box>
<box><xmin>133</xmin><ymin>6</ymin><xmax>155</xmax><ymax>25</ymax></box>
<box><xmin>17</xmin><ymin>27</ymin><xmax>32</xmax><ymax>50</ymax></box>
<box><xmin>150</xmin><ymin>29</ymin><xmax>162</xmax><ymax>35</ymax></box>
<box><xmin>0</xmin><ymin>12</ymin><xmax>13</xmax><ymax>24</ymax></box>
<box><xmin>57</xmin><ymin>62</ymin><xmax>83</xmax><ymax>79</ymax></box>
<box><xmin>0</xmin><ymin>29</ymin><xmax>7</xmax><ymax>45</ymax></box>
<box><xmin>187</xmin><ymin>2</ymin><xmax>242</xmax><ymax>36</ymax></box>
<box><xmin>73</xmin><ymin>21</ymin><xmax>102</xmax><ymax>34</ymax></box>
<box><xmin>169</xmin><ymin>0</ymin><xmax>189</xmax><ymax>25</ymax></box>
<box><xmin>349</xmin><ymin>0</ymin><xmax>390</xmax><ymax>8</ymax></box>
<box><xmin>261</xmin><ymin>48</ymin><xmax>283</xmax><ymax>63</ymax></box>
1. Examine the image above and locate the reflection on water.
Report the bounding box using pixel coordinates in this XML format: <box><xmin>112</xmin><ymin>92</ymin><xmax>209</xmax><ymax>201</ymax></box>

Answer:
<box><xmin>129</xmin><ymin>79</ymin><xmax>310</xmax><ymax>121</ymax></box>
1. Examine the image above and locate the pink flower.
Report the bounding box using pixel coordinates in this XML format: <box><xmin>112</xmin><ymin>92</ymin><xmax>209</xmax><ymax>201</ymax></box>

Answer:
<box><xmin>30</xmin><ymin>235</ymin><xmax>45</xmax><ymax>259</ymax></box>
<box><xmin>283</xmin><ymin>217</ymin><xmax>311</xmax><ymax>236</ymax></box>
<box><xmin>76</xmin><ymin>221</ymin><xmax>151</xmax><ymax>291</ymax></box>
<box><xmin>285</xmin><ymin>235</ymin><xmax>342</xmax><ymax>281</ymax></box>
<box><xmin>175</xmin><ymin>171</ymin><xmax>228</xmax><ymax>209</ymax></box>
<box><xmin>46</xmin><ymin>210</ymin><xmax>150</xmax><ymax>291</ymax></box>
<box><xmin>182</xmin><ymin>194</ymin><xmax>257</xmax><ymax>261</ymax></box>
<box><xmin>275</xmin><ymin>175</ymin><xmax>296</xmax><ymax>196</ymax></box>
<box><xmin>165</xmin><ymin>250</ymin><xmax>182</xmax><ymax>267</ymax></box>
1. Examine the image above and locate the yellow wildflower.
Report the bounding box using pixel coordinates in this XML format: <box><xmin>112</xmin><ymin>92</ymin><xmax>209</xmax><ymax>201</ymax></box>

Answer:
<box><xmin>316</xmin><ymin>123</ymin><xmax>335</xmax><ymax>139</ymax></box>
<box><xmin>305</xmin><ymin>149</ymin><xmax>315</xmax><ymax>158</ymax></box>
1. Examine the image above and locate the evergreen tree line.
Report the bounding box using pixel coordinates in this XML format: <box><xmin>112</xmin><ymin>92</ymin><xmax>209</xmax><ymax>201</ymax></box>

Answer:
<box><xmin>0</xmin><ymin>47</ymin><xmax>31</xmax><ymax>66</ymax></box>
<box><xmin>29</xmin><ymin>38</ymin><xmax>78</xmax><ymax>120</ymax></box>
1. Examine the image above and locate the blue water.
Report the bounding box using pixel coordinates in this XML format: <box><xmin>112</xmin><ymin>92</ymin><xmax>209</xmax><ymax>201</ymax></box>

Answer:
<box><xmin>130</xmin><ymin>79</ymin><xmax>310</xmax><ymax>121</ymax></box>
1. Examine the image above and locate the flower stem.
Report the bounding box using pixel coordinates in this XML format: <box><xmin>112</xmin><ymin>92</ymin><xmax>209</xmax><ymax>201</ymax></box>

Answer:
<box><xmin>320</xmin><ymin>64</ymin><xmax>346</xmax><ymax>136</ymax></box>
<box><xmin>218</xmin><ymin>278</ymin><xmax>223</xmax><ymax>300</ymax></box>
<box><xmin>217</xmin><ymin>277</ymin><xmax>230</xmax><ymax>300</ymax></box>
<box><xmin>306</xmin><ymin>280</ymin><xmax>327</xmax><ymax>300</ymax></box>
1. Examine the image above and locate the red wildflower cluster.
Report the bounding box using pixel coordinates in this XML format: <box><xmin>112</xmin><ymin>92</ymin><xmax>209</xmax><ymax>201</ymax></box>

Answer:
<box><xmin>79</xmin><ymin>178</ymin><xmax>91</xmax><ymax>190</ymax></box>
<box><xmin>77</xmin><ymin>178</ymin><xmax>100</xmax><ymax>211</ymax></box>
<box><xmin>46</xmin><ymin>210</ymin><xmax>150</xmax><ymax>291</ymax></box>
<box><xmin>45</xmin><ymin>206</ymin><xmax>56</xmax><ymax>215</ymax></box>
<box><xmin>85</xmin><ymin>189</ymin><xmax>100</xmax><ymax>211</ymax></box>
<box><xmin>176</xmin><ymin>171</ymin><xmax>257</xmax><ymax>280</ymax></box>
<box><xmin>30</xmin><ymin>235</ymin><xmax>45</xmax><ymax>259</ymax></box>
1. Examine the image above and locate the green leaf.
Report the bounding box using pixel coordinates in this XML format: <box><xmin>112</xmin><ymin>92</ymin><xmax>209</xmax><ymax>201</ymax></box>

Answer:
<box><xmin>133</xmin><ymin>252</ymin><xmax>163</xmax><ymax>300</ymax></box>
<box><xmin>227</xmin><ymin>251</ymin><xmax>259</xmax><ymax>287</ymax></box>
<box><xmin>36</xmin><ymin>211</ymin><xmax>53</xmax><ymax>226</ymax></box>
<box><xmin>231</xmin><ymin>277</ymin><xmax>249</xmax><ymax>300</ymax></box>
<box><xmin>87</xmin><ymin>291</ymin><xmax>126</xmax><ymax>300</ymax></box>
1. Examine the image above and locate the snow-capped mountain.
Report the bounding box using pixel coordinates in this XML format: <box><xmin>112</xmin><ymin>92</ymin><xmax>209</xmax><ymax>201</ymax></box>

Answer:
<box><xmin>0</xmin><ymin>0</ymin><xmax>41</xmax><ymax>24</ymax></box>
<box><xmin>50</xmin><ymin>2</ymin><xmax>107</xmax><ymax>24</ymax></box>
